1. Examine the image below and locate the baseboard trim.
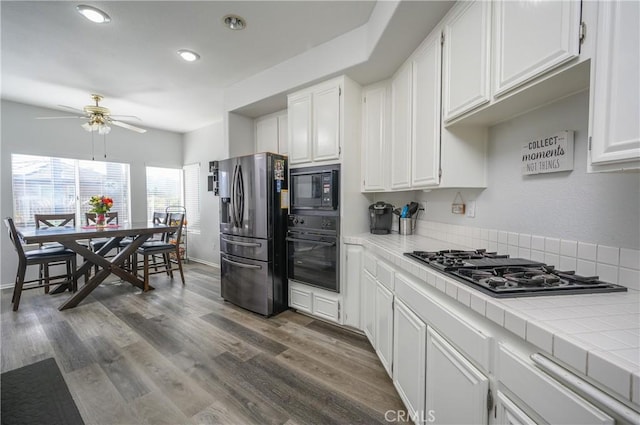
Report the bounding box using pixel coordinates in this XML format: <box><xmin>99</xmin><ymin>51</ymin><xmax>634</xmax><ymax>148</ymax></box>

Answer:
<box><xmin>187</xmin><ymin>258</ymin><xmax>220</xmax><ymax>269</ymax></box>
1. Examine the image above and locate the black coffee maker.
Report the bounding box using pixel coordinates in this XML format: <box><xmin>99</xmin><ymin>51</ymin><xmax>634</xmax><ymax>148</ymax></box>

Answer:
<box><xmin>369</xmin><ymin>202</ymin><xmax>393</xmax><ymax>234</ymax></box>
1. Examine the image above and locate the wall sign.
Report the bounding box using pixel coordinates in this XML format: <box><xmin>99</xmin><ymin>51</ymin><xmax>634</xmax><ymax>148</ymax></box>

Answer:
<box><xmin>521</xmin><ymin>130</ymin><xmax>574</xmax><ymax>175</ymax></box>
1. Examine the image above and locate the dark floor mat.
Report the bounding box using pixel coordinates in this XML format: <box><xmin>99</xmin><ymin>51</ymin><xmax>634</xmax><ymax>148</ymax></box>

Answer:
<box><xmin>1</xmin><ymin>357</ymin><xmax>84</xmax><ymax>425</ymax></box>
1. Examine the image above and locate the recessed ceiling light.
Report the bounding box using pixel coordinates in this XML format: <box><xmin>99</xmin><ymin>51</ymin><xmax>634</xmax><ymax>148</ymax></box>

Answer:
<box><xmin>223</xmin><ymin>14</ymin><xmax>246</xmax><ymax>30</ymax></box>
<box><xmin>76</xmin><ymin>5</ymin><xmax>111</xmax><ymax>24</ymax></box>
<box><xmin>177</xmin><ymin>49</ymin><xmax>201</xmax><ymax>62</ymax></box>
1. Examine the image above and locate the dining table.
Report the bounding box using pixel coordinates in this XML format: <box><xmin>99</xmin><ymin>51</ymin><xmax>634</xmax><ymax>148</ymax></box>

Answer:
<box><xmin>16</xmin><ymin>221</ymin><xmax>179</xmax><ymax>310</ymax></box>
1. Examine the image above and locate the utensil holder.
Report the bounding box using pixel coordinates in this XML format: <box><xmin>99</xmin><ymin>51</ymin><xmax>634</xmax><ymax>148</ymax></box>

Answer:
<box><xmin>399</xmin><ymin>217</ymin><xmax>413</xmax><ymax>235</ymax></box>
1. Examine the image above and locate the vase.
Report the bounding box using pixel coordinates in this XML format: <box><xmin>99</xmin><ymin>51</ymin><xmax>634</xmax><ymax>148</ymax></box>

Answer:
<box><xmin>96</xmin><ymin>213</ymin><xmax>106</xmax><ymax>227</ymax></box>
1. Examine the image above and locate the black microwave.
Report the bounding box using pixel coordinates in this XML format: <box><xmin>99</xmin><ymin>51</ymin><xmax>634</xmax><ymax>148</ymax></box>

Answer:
<box><xmin>290</xmin><ymin>164</ymin><xmax>339</xmax><ymax>211</ymax></box>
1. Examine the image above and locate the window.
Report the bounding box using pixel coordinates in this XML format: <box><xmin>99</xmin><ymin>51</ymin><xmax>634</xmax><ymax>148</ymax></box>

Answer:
<box><xmin>146</xmin><ymin>166</ymin><xmax>183</xmax><ymax>220</ymax></box>
<box><xmin>11</xmin><ymin>154</ymin><xmax>130</xmax><ymax>226</ymax></box>
<box><xmin>183</xmin><ymin>163</ymin><xmax>200</xmax><ymax>233</ymax></box>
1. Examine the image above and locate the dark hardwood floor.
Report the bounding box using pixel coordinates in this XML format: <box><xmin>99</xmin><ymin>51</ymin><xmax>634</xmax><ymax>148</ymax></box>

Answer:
<box><xmin>1</xmin><ymin>263</ymin><xmax>407</xmax><ymax>424</ymax></box>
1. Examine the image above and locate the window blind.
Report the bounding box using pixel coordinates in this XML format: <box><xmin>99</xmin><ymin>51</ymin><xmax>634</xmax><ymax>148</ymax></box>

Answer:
<box><xmin>11</xmin><ymin>154</ymin><xmax>130</xmax><ymax>226</ymax></box>
<box><xmin>183</xmin><ymin>163</ymin><xmax>200</xmax><ymax>233</ymax></box>
<box><xmin>146</xmin><ymin>166</ymin><xmax>183</xmax><ymax>220</ymax></box>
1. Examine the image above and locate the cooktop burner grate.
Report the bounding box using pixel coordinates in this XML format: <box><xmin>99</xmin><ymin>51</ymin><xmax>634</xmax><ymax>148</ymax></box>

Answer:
<box><xmin>404</xmin><ymin>250</ymin><xmax>627</xmax><ymax>297</ymax></box>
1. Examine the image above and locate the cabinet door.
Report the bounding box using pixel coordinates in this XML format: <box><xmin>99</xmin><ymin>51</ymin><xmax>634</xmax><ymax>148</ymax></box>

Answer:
<box><xmin>375</xmin><ymin>282</ymin><xmax>394</xmax><ymax>377</ymax></box>
<box><xmin>278</xmin><ymin>113</ymin><xmax>288</xmax><ymax>155</ymax></box>
<box><xmin>496</xmin><ymin>391</ymin><xmax>537</xmax><ymax>425</ymax></box>
<box><xmin>390</xmin><ymin>62</ymin><xmax>412</xmax><ymax>190</ymax></box>
<box><xmin>288</xmin><ymin>92</ymin><xmax>313</xmax><ymax>164</ymax></box>
<box><xmin>312</xmin><ymin>293</ymin><xmax>340</xmax><ymax>324</ymax></box>
<box><xmin>588</xmin><ymin>0</ymin><xmax>640</xmax><ymax>168</ymax></box>
<box><xmin>443</xmin><ymin>1</ymin><xmax>491</xmax><ymax>121</ymax></box>
<box><xmin>393</xmin><ymin>298</ymin><xmax>426</xmax><ymax>421</ymax></box>
<box><xmin>426</xmin><ymin>326</ymin><xmax>489</xmax><ymax>425</ymax></box>
<box><xmin>412</xmin><ymin>33</ymin><xmax>441</xmax><ymax>188</ymax></box>
<box><xmin>362</xmin><ymin>85</ymin><xmax>388</xmax><ymax>191</ymax></box>
<box><xmin>362</xmin><ymin>270</ymin><xmax>376</xmax><ymax>345</ymax></box>
<box><xmin>255</xmin><ymin>116</ymin><xmax>279</xmax><ymax>154</ymax></box>
<box><xmin>493</xmin><ymin>0</ymin><xmax>580</xmax><ymax>97</ymax></box>
<box><xmin>313</xmin><ymin>84</ymin><xmax>341</xmax><ymax>162</ymax></box>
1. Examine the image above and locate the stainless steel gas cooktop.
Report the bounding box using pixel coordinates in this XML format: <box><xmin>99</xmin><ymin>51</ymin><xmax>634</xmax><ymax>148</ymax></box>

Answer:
<box><xmin>404</xmin><ymin>249</ymin><xmax>627</xmax><ymax>298</ymax></box>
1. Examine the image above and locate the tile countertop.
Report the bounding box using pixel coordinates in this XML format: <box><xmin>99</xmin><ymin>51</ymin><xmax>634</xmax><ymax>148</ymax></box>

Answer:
<box><xmin>344</xmin><ymin>232</ymin><xmax>640</xmax><ymax>406</ymax></box>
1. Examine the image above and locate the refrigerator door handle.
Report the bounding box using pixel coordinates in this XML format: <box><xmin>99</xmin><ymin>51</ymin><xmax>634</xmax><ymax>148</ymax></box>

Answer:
<box><xmin>221</xmin><ymin>256</ymin><xmax>262</xmax><ymax>270</ymax></box>
<box><xmin>237</xmin><ymin>164</ymin><xmax>245</xmax><ymax>227</ymax></box>
<box><xmin>220</xmin><ymin>236</ymin><xmax>261</xmax><ymax>248</ymax></box>
<box><xmin>231</xmin><ymin>163</ymin><xmax>239</xmax><ymax>227</ymax></box>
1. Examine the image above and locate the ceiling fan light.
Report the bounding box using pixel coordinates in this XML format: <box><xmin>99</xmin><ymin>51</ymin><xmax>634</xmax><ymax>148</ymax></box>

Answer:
<box><xmin>223</xmin><ymin>14</ymin><xmax>246</xmax><ymax>30</ymax></box>
<box><xmin>177</xmin><ymin>49</ymin><xmax>200</xmax><ymax>62</ymax></box>
<box><xmin>99</xmin><ymin>124</ymin><xmax>111</xmax><ymax>135</ymax></box>
<box><xmin>76</xmin><ymin>5</ymin><xmax>111</xmax><ymax>24</ymax></box>
<box><xmin>81</xmin><ymin>122</ymin><xmax>92</xmax><ymax>132</ymax></box>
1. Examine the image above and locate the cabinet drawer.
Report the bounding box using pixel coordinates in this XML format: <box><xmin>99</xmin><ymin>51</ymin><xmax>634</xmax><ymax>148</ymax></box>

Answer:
<box><xmin>313</xmin><ymin>293</ymin><xmax>340</xmax><ymax>323</ymax></box>
<box><xmin>498</xmin><ymin>344</ymin><xmax>614</xmax><ymax>425</ymax></box>
<box><xmin>395</xmin><ymin>273</ymin><xmax>491</xmax><ymax>372</ymax></box>
<box><xmin>377</xmin><ymin>261</ymin><xmax>395</xmax><ymax>291</ymax></box>
<box><xmin>363</xmin><ymin>252</ymin><xmax>377</xmax><ymax>277</ymax></box>
<box><xmin>289</xmin><ymin>286</ymin><xmax>312</xmax><ymax>313</ymax></box>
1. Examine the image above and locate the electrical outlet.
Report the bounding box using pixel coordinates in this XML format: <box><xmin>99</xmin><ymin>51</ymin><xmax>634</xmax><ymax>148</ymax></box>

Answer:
<box><xmin>419</xmin><ymin>201</ymin><xmax>427</xmax><ymax>212</ymax></box>
<box><xmin>466</xmin><ymin>201</ymin><xmax>476</xmax><ymax>218</ymax></box>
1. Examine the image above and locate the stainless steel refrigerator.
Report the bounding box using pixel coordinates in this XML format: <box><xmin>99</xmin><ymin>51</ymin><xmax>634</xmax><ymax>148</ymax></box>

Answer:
<box><xmin>218</xmin><ymin>152</ymin><xmax>288</xmax><ymax>316</ymax></box>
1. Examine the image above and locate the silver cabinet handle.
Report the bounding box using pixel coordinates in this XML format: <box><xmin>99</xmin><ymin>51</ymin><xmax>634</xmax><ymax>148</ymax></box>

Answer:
<box><xmin>221</xmin><ymin>256</ymin><xmax>262</xmax><ymax>270</ymax></box>
<box><xmin>286</xmin><ymin>237</ymin><xmax>336</xmax><ymax>247</ymax></box>
<box><xmin>221</xmin><ymin>237</ymin><xmax>261</xmax><ymax>248</ymax></box>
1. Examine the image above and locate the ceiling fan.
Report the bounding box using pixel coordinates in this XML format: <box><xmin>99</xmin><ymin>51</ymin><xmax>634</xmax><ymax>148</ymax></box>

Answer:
<box><xmin>37</xmin><ymin>94</ymin><xmax>147</xmax><ymax>134</ymax></box>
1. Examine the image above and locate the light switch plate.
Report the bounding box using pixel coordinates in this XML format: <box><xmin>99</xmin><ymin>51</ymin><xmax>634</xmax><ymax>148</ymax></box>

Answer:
<box><xmin>466</xmin><ymin>201</ymin><xmax>476</xmax><ymax>218</ymax></box>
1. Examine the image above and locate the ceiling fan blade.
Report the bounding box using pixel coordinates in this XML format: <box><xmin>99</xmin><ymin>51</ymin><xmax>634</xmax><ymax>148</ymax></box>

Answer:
<box><xmin>111</xmin><ymin>119</ymin><xmax>147</xmax><ymax>133</ymax></box>
<box><xmin>36</xmin><ymin>116</ymin><xmax>85</xmax><ymax>119</ymax></box>
<box><xmin>58</xmin><ymin>105</ymin><xmax>86</xmax><ymax>114</ymax></box>
<box><xmin>110</xmin><ymin>114</ymin><xmax>142</xmax><ymax>121</ymax></box>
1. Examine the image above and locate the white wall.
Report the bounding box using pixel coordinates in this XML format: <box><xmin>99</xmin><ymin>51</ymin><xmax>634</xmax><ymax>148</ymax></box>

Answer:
<box><xmin>1</xmin><ymin>100</ymin><xmax>183</xmax><ymax>285</ymax></box>
<box><xmin>402</xmin><ymin>91</ymin><xmax>639</xmax><ymax>251</ymax></box>
<box><xmin>182</xmin><ymin>120</ymin><xmax>226</xmax><ymax>267</ymax></box>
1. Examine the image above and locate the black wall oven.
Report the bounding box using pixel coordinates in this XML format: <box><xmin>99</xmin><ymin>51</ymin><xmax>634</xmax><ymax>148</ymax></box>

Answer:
<box><xmin>289</xmin><ymin>164</ymin><xmax>339</xmax><ymax>213</ymax></box>
<box><xmin>287</xmin><ymin>215</ymin><xmax>339</xmax><ymax>292</ymax></box>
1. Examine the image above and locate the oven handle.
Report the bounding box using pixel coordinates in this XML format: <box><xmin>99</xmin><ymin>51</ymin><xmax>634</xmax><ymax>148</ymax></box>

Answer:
<box><xmin>286</xmin><ymin>237</ymin><xmax>336</xmax><ymax>247</ymax></box>
<box><xmin>221</xmin><ymin>256</ymin><xmax>262</xmax><ymax>270</ymax></box>
<box><xmin>221</xmin><ymin>237</ymin><xmax>261</xmax><ymax>248</ymax></box>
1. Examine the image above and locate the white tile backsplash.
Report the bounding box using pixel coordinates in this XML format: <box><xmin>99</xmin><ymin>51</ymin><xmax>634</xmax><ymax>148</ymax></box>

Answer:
<box><xmin>416</xmin><ymin>220</ymin><xmax>640</xmax><ymax>290</ymax></box>
<box><xmin>560</xmin><ymin>239</ymin><xmax>578</xmax><ymax>257</ymax></box>
<box><xmin>597</xmin><ymin>245</ymin><xmax>620</xmax><ymax>266</ymax></box>
<box><xmin>531</xmin><ymin>235</ymin><xmax>545</xmax><ymax>251</ymax></box>
<box><xmin>578</xmin><ymin>242</ymin><xmax>597</xmax><ymax>261</ymax></box>
<box><xmin>545</xmin><ymin>237</ymin><xmax>560</xmax><ymax>254</ymax></box>
<box><xmin>620</xmin><ymin>248</ymin><xmax>640</xmax><ymax>270</ymax></box>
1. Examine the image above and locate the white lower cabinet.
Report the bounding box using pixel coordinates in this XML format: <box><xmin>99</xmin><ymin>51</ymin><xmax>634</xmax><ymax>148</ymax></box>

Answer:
<box><xmin>392</xmin><ymin>298</ymin><xmax>426</xmax><ymax>421</ymax></box>
<box><xmin>375</xmin><ymin>282</ymin><xmax>394</xmax><ymax>377</ymax></box>
<box><xmin>496</xmin><ymin>391</ymin><xmax>537</xmax><ymax>425</ymax></box>
<box><xmin>361</xmin><ymin>270</ymin><xmax>376</xmax><ymax>344</ymax></box>
<box><xmin>426</xmin><ymin>326</ymin><xmax>490</xmax><ymax>425</ymax></box>
<box><xmin>288</xmin><ymin>281</ymin><xmax>341</xmax><ymax>324</ymax></box>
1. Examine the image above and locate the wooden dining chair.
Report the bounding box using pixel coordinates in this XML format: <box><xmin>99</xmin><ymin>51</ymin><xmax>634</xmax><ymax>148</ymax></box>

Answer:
<box><xmin>135</xmin><ymin>212</ymin><xmax>185</xmax><ymax>291</ymax></box>
<box><xmin>34</xmin><ymin>213</ymin><xmax>77</xmax><ymax>292</ymax></box>
<box><xmin>85</xmin><ymin>212</ymin><xmax>119</xmax><ymax>274</ymax></box>
<box><xmin>4</xmin><ymin>217</ymin><xmax>78</xmax><ymax>311</ymax></box>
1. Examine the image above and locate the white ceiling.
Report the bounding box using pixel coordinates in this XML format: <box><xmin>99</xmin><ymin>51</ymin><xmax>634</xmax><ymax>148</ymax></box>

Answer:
<box><xmin>1</xmin><ymin>1</ymin><xmax>452</xmax><ymax>134</ymax></box>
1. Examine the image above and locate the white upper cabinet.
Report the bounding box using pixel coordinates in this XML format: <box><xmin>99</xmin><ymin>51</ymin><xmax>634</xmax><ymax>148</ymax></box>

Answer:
<box><xmin>390</xmin><ymin>61</ymin><xmax>413</xmax><ymax>190</ymax></box>
<box><xmin>588</xmin><ymin>0</ymin><xmax>640</xmax><ymax>171</ymax></box>
<box><xmin>492</xmin><ymin>0</ymin><xmax>581</xmax><ymax>97</ymax></box>
<box><xmin>411</xmin><ymin>32</ymin><xmax>441</xmax><ymax>188</ymax></box>
<box><xmin>288</xmin><ymin>92</ymin><xmax>313</xmax><ymax>164</ymax></box>
<box><xmin>255</xmin><ymin>110</ymin><xmax>288</xmax><ymax>155</ymax></box>
<box><xmin>277</xmin><ymin>114</ymin><xmax>288</xmax><ymax>155</ymax></box>
<box><xmin>312</xmin><ymin>83</ymin><xmax>341</xmax><ymax>162</ymax></box>
<box><xmin>288</xmin><ymin>80</ymin><xmax>341</xmax><ymax>165</ymax></box>
<box><xmin>442</xmin><ymin>0</ymin><xmax>491</xmax><ymax>121</ymax></box>
<box><xmin>361</xmin><ymin>83</ymin><xmax>389</xmax><ymax>192</ymax></box>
